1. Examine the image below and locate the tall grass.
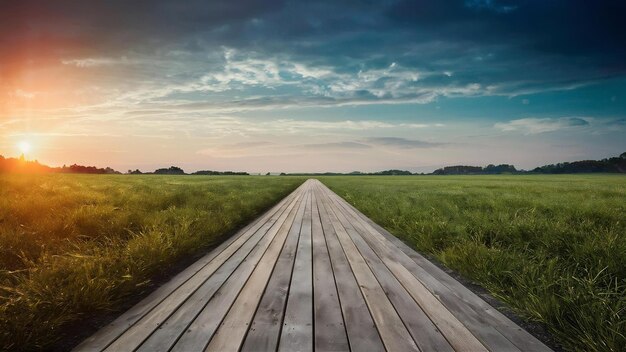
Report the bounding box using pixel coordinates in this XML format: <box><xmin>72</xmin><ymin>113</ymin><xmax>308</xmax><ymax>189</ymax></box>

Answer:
<box><xmin>320</xmin><ymin>175</ymin><xmax>625</xmax><ymax>352</ymax></box>
<box><xmin>0</xmin><ymin>174</ymin><xmax>304</xmax><ymax>350</ymax></box>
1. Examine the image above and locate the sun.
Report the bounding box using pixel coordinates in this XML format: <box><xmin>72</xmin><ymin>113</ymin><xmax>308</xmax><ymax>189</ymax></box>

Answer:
<box><xmin>18</xmin><ymin>141</ymin><xmax>31</xmax><ymax>155</ymax></box>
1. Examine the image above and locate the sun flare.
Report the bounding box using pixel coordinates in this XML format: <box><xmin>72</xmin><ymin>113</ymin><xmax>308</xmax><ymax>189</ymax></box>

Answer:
<box><xmin>18</xmin><ymin>141</ymin><xmax>31</xmax><ymax>155</ymax></box>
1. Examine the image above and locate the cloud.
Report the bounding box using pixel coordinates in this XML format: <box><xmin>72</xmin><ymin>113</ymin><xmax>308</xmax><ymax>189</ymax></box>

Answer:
<box><xmin>465</xmin><ymin>0</ymin><xmax>518</xmax><ymax>13</ymax></box>
<box><xmin>494</xmin><ymin>117</ymin><xmax>591</xmax><ymax>134</ymax></box>
<box><xmin>609</xmin><ymin>118</ymin><xmax>626</xmax><ymax>126</ymax></box>
<box><xmin>6</xmin><ymin>1</ymin><xmax>625</xmax><ymax>112</ymax></box>
<box><xmin>364</xmin><ymin>137</ymin><xmax>444</xmax><ymax>148</ymax></box>
<box><xmin>61</xmin><ymin>57</ymin><xmax>137</xmax><ymax>67</ymax></box>
<box><xmin>298</xmin><ymin>141</ymin><xmax>372</xmax><ymax>150</ymax></box>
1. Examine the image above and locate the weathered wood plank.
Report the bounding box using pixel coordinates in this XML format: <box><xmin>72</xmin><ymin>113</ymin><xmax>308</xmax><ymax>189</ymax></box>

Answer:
<box><xmin>113</xmin><ymin>187</ymin><xmax>302</xmax><ymax>352</ymax></box>
<box><xmin>324</xmin><ymin>183</ymin><xmax>546</xmax><ymax>351</ymax></box>
<box><xmin>100</xmin><ymin>186</ymin><xmax>302</xmax><ymax>351</ymax></box>
<box><xmin>138</xmin><ymin>191</ymin><xmax>301</xmax><ymax>352</ymax></box>
<box><xmin>206</xmin><ymin>182</ymin><xmax>312</xmax><ymax>352</ymax></box>
<box><xmin>310</xmin><ymin>190</ymin><xmax>349</xmax><ymax>352</ymax></box>
<box><xmin>316</xmin><ymin>185</ymin><xmax>419</xmax><ymax>352</ymax></box>
<box><xmin>320</xmin><ymin>182</ymin><xmax>453</xmax><ymax>352</ymax></box>
<box><xmin>337</xmin><ymin>194</ymin><xmax>551</xmax><ymax>352</ymax></box>
<box><xmin>78</xmin><ymin>179</ymin><xmax>552</xmax><ymax>352</ymax></box>
<box><xmin>170</xmin><ymin>184</ymin><xmax>307</xmax><ymax>352</ymax></box>
<box><xmin>240</xmin><ymin>183</ymin><xmax>309</xmax><ymax>352</ymax></box>
<box><xmin>74</xmin><ymin>185</ymin><xmax>304</xmax><ymax>352</ymax></box>
<box><xmin>313</xmin><ymin>188</ymin><xmax>385</xmax><ymax>352</ymax></box>
<box><xmin>320</xmin><ymin>183</ymin><xmax>487</xmax><ymax>352</ymax></box>
<box><xmin>278</xmin><ymin>190</ymin><xmax>314</xmax><ymax>352</ymax></box>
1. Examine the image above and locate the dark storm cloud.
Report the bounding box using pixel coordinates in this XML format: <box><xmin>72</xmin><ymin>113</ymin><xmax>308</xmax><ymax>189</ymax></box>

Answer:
<box><xmin>387</xmin><ymin>0</ymin><xmax>626</xmax><ymax>66</ymax></box>
<box><xmin>2</xmin><ymin>0</ymin><xmax>625</xmax><ymax>101</ymax></box>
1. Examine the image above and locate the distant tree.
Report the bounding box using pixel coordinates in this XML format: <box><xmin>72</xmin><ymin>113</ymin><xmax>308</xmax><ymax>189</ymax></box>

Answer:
<box><xmin>266</xmin><ymin>172</ymin><xmax>271</xmax><ymax>176</ymax></box>
<box><xmin>192</xmin><ymin>170</ymin><xmax>249</xmax><ymax>175</ymax></box>
<box><xmin>532</xmin><ymin>159</ymin><xmax>622</xmax><ymax>174</ymax></box>
<box><xmin>432</xmin><ymin>166</ymin><xmax>483</xmax><ymax>175</ymax></box>
<box><xmin>104</xmin><ymin>167</ymin><xmax>120</xmax><ymax>174</ymax></box>
<box><xmin>374</xmin><ymin>169</ymin><xmax>412</xmax><ymax>175</ymax></box>
<box><xmin>279</xmin><ymin>172</ymin><xmax>286</xmax><ymax>176</ymax></box>
<box><xmin>483</xmin><ymin>164</ymin><xmax>517</xmax><ymax>174</ymax></box>
<box><xmin>154</xmin><ymin>166</ymin><xmax>186</xmax><ymax>175</ymax></box>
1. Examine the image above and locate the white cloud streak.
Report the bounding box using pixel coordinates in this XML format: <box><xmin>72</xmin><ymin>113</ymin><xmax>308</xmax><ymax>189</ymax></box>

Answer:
<box><xmin>494</xmin><ymin>117</ymin><xmax>590</xmax><ymax>134</ymax></box>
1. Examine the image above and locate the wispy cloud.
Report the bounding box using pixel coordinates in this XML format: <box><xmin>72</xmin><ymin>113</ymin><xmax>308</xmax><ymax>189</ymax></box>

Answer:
<box><xmin>494</xmin><ymin>117</ymin><xmax>591</xmax><ymax>134</ymax></box>
<box><xmin>465</xmin><ymin>0</ymin><xmax>518</xmax><ymax>13</ymax></box>
<box><xmin>298</xmin><ymin>141</ymin><xmax>372</xmax><ymax>150</ymax></box>
<box><xmin>61</xmin><ymin>57</ymin><xmax>137</xmax><ymax>68</ymax></box>
<box><xmin>364</xmin><ymin>137</ymin><xmax>444</xmax><ymax>148</ymax></box>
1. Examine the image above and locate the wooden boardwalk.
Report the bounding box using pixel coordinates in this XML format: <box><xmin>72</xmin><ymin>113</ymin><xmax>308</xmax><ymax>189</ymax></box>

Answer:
<box><xmin>75</xmin><ymin>179</ymin><xmax>551</xmax><ymax>352</ymax></box>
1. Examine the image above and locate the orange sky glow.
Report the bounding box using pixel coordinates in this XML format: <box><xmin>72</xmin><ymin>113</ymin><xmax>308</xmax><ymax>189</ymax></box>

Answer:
<box><xmin>1</xmin><ymin>1</ymin><xmax>625</xmax><ymax>173</ymax></box>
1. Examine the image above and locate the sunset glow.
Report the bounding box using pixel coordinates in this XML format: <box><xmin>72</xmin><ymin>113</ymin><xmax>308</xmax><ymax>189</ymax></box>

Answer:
<box><xmin>1</xmin><ymin>1</ymin><xmax>624</xmax><ymax>172</ymax></box>
<box><xmin>18</xmin><ymin>141</ymin><xmax>31</xmax><ymax>155</ymax></box>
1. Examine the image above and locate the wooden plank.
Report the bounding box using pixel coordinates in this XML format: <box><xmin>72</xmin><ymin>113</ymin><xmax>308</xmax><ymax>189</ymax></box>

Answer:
<box><xmin>170</xmin><ymin>184</ymin><xmax>308</xmax><ymax>352</ymax></box>
<box><xmin>320</xmin><ymin>183</ymin><xmax>492</xmax><ymax>352</ymax></box>
<box><xmin>74</xmin><ymin>184</ymin><xmax>304</xmax><ymax>352</ymax></box>
<box><xmin>319</xmin><ymin>182</ymin><xmax>453</xmax><ymax>352</ymax></box>
<box><xmin>313</xmin><ymin>188</ymin><xmax>385</xmax><ymax>352</ymax></box>
<box><xmin>278</xmin><ymin>190</ymin><xmax>314</xmax><ymax>352</ymax></box>
<box><xmin>310</xmin><ymin>190</ymin><xmax>349</xmax><ymax>352</ymax></box>
<box><xmin>316</xmin><ymin>184</ymin><xmax>419</xmax><ymax>352</ymax></box>
<box><xmin>240</xmin><ymin>184</ymin><xmax>307</xmax><ymax>352</ymax></box>
<box><xmin>79</xmin><ymin>179</ymin><xmax>551</xmax><ymax>352</ymax></box>
<box><xmin>109</xmin><ymin>187</ymin><xmax>303</xmax><ymax>352</ymax></box>
<box><xmin>337</xmin><ymin>194</ymin><xmax>551</xmax><ymax>352</ymax></box>
<box><xmin>206</xmin><ymin>182</ymin><xmax>312</xmax><ymax>351</ymax></box>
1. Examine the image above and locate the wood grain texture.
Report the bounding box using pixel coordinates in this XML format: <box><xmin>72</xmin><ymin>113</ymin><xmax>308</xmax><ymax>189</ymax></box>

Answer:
<box><xmin>278</xmin><ymin>190</ymin><xmax>314</xmax><ymax>352</ymax></box>
<box><xmin>313</xmin><ymin>187</ymin><xmax>385</xmax><ymax>352</ymax></box>
<box><xmin>106</xmin><ymin>187</ymin><xmax>303</xmax><ymax>352</ymax></box>
<box><xmin>171</xmin><ymin>184</ymin><xmax>306</xmax><ymax>352</ymax></box>
<box><xmin>310</xmin><ymin>191</ymin><xmax>349</xmax><ymax>352</ymax></box>
<box><xmin>240</xmin><ymin>184</ymin><xmax>309</xmax><ymax>352</ymax></box>
<box><xmin>325</xmin><ymin>186</ymin><xmax>547</xmax><ymax>351</ymax></box>
<box><xmin>321</xmin><ymin>184</ymin><xmax>453</xmax><ymax>352</ymax></box>
<box><xmin>74</xmin><ymin>185</ymin><xmax>304</xmax><ymax>352</ymax></box>
<box><xmin>319</xmin><ymin>183</ymin><xmax>488</xmax><ymax>352</ymax></box>
<box><xmin>76</xmin><ymin>179</ymin><xmax>552</xmax><ymax>352</ymax></box>
<box><xmin>335</xmin><ymin>193</ymin><xmax>551</xmax><ymax>352</ymax></box>
<box><xmin>205</xmin><ymin>185</ymin><xmax>308</xmax><ymax>352</ymax></box>
<box><xmin>317</xmin><ymin>185</ymin><xmax>419</xmax><ymax>352</ymax></box>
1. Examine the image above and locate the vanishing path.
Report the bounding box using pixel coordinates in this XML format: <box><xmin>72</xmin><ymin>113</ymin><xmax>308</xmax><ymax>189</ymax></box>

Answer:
<box><xmin>75</xmin><ymin>179</ymin><xmax>551</xmax><ymax>352</ymax></box>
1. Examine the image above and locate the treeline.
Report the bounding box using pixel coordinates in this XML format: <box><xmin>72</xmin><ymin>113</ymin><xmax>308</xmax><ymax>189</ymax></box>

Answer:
<box><xmin>127</xmin><ymin>166</ymin><xmax>248</xmax><ymax>175</ymax></box>
<box><xmin>0</xmin><ymin>155</ymin><xmax>120</xmax><ymax>174</ymax></box>
<box><xmin>285</xmin><ymin>152</ymin><xmax>626</xmax><ymax>176</ymax></box>
<box><xmin>532</xmin><ymin>153</ymin><xmax>626</xmax><ymax>173</ymax></box>
<box><xmin>2</xmin><ymin>152</ymin><xmax>624</xmax><ymax>176</ymax></box>
<box><xmin>285</xmin><ymin>169</ymin><xmax>414</xmax><ymax>176</ymax></box>
<box><xmin>432</xmin><ymin>164</ymin><xmax>517</xmax><ymax>175</ymax></box>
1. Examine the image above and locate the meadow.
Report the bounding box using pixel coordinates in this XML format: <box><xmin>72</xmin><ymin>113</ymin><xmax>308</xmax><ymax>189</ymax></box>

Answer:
<box><xmin>0</xmin><ymin>174</ymin><xmax>304</xmax><ymax>350</ymax></box>
<box><xmin>2</xmin><ymin>174</ymin><xmax>624</xmax><ymax>351</ymax></box>
<box><xmin>321</xmin><ymin>175</ymin><xmax>625</xmax><ymax>352</ymax></box>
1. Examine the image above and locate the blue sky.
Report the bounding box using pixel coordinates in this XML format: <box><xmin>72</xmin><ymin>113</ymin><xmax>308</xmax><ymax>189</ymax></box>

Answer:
<box><xmin>1</xmin><ymin>0</ymin><xmax>625</xmax><ymax>172</ymax></box>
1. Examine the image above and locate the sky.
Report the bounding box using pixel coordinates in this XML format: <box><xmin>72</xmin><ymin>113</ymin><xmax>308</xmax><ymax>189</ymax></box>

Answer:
<box><xmin>1</xmin><ymin>0</ymin><xmax>625</xmax><ymax>173</ymax></box>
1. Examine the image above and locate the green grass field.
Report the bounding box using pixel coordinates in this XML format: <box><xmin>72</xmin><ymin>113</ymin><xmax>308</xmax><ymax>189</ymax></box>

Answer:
<box><xmin>321</xmin><ymin>175</ymin><xmax>625</xmax><ymax>352</ymax></box>
<box><xmin>0</xmin><ymin>174</ymin><xmax>304</xmax><ymax>350</ymax></box>
<box><xmin>1</xmin><ymin>174</ymin><xmax>624</xmax><ymax>351</ymax></box>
